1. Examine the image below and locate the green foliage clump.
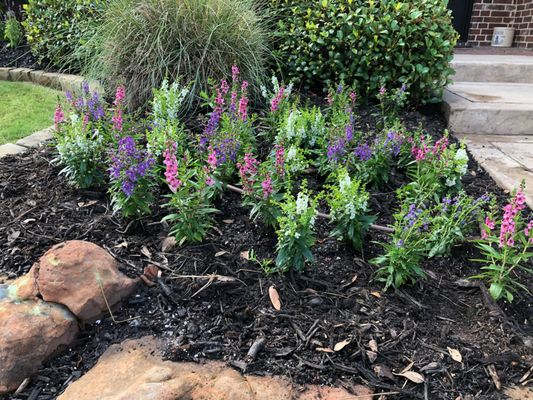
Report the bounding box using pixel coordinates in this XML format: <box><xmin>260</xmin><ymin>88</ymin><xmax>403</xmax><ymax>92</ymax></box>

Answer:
<box><xmin>22</xmin><ymin>0</ymin><xmax>107</xmax><ymax>70</ymax></box>
<box><xmin>270</xmin><ymin>0</ymin><xmax>458</xmax><ymax>102</ymax></box>
<box><xmin>84</xmin><ymin>0</ymin><xmax>269</xmax><ymax>110</ymax></box>
<box><xmin>4</xmin><ymin>11</ymin><xmax>23</xmax><ymax>48</ymax></box>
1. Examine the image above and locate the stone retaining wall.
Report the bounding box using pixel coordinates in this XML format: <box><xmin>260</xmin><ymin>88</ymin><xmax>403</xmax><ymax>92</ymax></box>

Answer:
<box><xmin>0</xmin><ymin>67</ymin><xmax>102</xmax><ymax>94</ymax></box>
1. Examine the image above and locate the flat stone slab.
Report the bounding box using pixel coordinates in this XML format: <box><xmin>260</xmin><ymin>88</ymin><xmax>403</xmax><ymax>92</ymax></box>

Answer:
<box><xmin>456</xmin><ymin>133</ymin><xmax>533</xmax><ymax>209</ymax></box>
<box><xmin>58</xmin><ymin>337</ymin><xmax>374</xmax><ymax>400</ymax></box>
<box><xmin>0</xmin><ymin>143</ymin><xmax>27</xmax><ymax>158</ymax></box>
<box><xmin>451</xmin><ymin>54</ymin><xmax>533</xmax><ymax>84</ymax></box>
<box><xmin>16</xmin><ymin>126</ymin><xmax>54</xmax><ymax>148</ymax></box>
<box><xmin>448</xmin><ymin>82</ymin><xmax>533</xmax><ymax>104</ymax></box>
<box><xmin>443</xmin><ymin>88</ymin><xmax>533</xmax><ymax>136</ymax></box>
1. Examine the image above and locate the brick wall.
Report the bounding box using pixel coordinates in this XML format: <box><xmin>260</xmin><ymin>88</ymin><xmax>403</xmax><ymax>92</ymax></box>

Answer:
<box><xmin>467</xmin><ymin>0</ymin><xmax>533</xmax><ymax>49</ymax></box>
<box><xmin>515</xmin><ymin>0</ymin><xmax>533</xmax><ymax>48</ymax></box>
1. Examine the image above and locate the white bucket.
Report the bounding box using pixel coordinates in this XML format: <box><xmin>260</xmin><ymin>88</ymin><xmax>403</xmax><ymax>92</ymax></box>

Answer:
<box><xmin>491</xmin><ymin>27</ymin><xmax>515</xmax><ymax>47</ymax></box>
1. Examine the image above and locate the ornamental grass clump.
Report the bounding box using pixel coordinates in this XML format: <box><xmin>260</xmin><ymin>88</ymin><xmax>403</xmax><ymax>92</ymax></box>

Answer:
<box><xmin>472</xmin><ymin>186</ymin><xmax>533</xmax><ymax>302</ymax></box>
<box><xmin>84</xmin><ymin>0</ymin><xmax>269</xmax><ymax>110</ymax></box>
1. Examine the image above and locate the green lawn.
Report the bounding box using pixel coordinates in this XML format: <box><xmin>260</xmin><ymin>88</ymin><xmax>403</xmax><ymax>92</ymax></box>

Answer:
<box><xmin>0</xmin><ymin>81</ymin><xmax>61</xmax><ymax>145</ymax></box>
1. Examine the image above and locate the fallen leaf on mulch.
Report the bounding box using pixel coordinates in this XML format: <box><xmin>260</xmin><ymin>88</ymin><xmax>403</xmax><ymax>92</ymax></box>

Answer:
<box><xmin>240</xmin><ymin>250</ymin><xmax>250</xmax><ymax>260</ymax></box>
<box><xmin>141</xmin><ymin>245</ymin><xmax>152</xmax><ymax>259</ymax></box>
<box><xmin>114</xmin><ymin>241</ymin><xmax>128</xmax><ymax>249</ymax></box>
<box><xmin>161</xmin><ymin>237</ymin><xmax>176</xmax><ymax>252</ymax></box>
<box><xmin>447</xmin><ymin>347</ymin><xmax>463</xmax><ymax>363</ymax></box>
<box><xmin>373</xmin><ymin>364</ymin><xmax>394</xmax><ymax>381</ymax></box>
<box><xmin>269</xmin><ymin>286</ymin><xmax>281</xmax><ymax>310</ymax></box>
<box><xmin>7</xmin><ymin>230</ymin><xmax>20</xmax><ymax>245</ymax></box>
<box><xmin>369</xmin><ymin>339</ymin><xmax>378</xmax><ymax>352</ymax></box>
<box><xmin>371</xmin><ymin>291</ymin><xmax>381</xmax><ymax>298</ymax></box>
<box><xmin>334</xmin><ymin>339</ymin><xmax>351</xmax><ymax>352</ymax></box>
<box><xmin>395</xmin><ymin>370</ymin><xmax>425</xmax><ymax>383</ymax></box>
<box><xmin>316</xmin><ymin>347</ymin><xmax>334</xmax><ymax>353</ymax></box>
<box><xmin>222</xmin><ymin>219</ymin><xmax>234</xmax><ymax>224</ymax></box>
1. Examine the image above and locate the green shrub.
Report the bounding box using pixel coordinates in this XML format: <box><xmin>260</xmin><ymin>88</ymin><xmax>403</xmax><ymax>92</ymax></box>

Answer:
<box><xmin>270</xmin><ymin>0</ymin><xmax>458</xmax><ymax>102</ymax></box>
<box><xmin>82</xmin><ymin>0</ymin><xmax>269</xmax><ymax>110</ymax></box>
<box><xmin>22</xmin><ymin>0</ymin><xmax>107</xmax><ymax>71</ymax></box>
<box><xmin>4</xmin><ymin>11</ymin><xmax>23</xmax><ymax>47</ymax></box>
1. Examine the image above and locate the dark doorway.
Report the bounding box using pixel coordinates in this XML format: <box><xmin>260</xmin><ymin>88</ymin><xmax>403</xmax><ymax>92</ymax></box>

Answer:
<box><xmin>448</xmin><ymin>0</ymin><xmax>475</xmax><ymax>45</ymax></box>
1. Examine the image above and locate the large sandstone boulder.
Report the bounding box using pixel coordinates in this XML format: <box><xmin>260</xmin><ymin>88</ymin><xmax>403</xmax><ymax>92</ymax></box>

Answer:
<box><xmin>0</xmin><ymin>298</ymin><xmax>79</xmax><ymax>394</ymax></box>
<box><xmin>58</xmin><ymin>337</ymin><xmax>374</xmax><ymax>400</ymax></box>
<box><xmin>0</xmin><ymin>241</ymin><xmax>139</xmax><ymax>394</ymax></box>
<box><xmin>35</xmin><ymin>241</ymin><xmax>139</xmax><ymax>323</ymax></box>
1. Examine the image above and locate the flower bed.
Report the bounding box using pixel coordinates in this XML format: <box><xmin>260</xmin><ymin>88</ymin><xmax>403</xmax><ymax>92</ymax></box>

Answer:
<box><xmin>0</xmin><ymin>72</ymin><xmax>532</xmax><ymax>398</ymax></box>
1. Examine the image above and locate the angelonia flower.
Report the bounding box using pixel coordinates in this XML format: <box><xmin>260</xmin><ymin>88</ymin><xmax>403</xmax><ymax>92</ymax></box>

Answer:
<box><xmin>274</xmin><ymin>144</ymin><xmax>285</xmax><ymax>176</ymax></box>
<box><xmin>203</xmin><ymin>166</ymin><xmax>215</xmax><ymax>186</ymax></box>
<box><xmin>112</xmin><ymin>86</ymin><xmax>126</xmax><ymax>132</ymax></box>
<box><xmin>336</xmin><ymin>84</ymin><xmax>343</xmax><ymax>94</ymax></box>
<box><xmin>82</xmin><ymin>114</ymin><xmax>89</xmax><ymax>129</ymax></box>
<box><xmin>220</xmin><ymin>79</ymin><xmax>230</xmax><ymax>95</ymax></box>
<box><xmin>54</xmin><ymin>104</ymin><xmax>64</xmax><ymax>130</ymax></box>
<box><xmin>327</xmin><ymin>137</ymin><xmax>347</xmax><ymax>162</ymax></box>
<box><xmin>379</xmin><ymin>86</ymin><xmax>386</xmax><ymax>96</ymax></box>
<box><xmin>237</xmin><ymin>81</ymin><xmax>249</xmax><ymax>122</ymax></box>
<box><xmin>82</xmin><ymin>81</ymin><xmax>90</xmax><ymax>95</ymax></box>
<box><xmin>232</xmin><ymin>65</ymin><xmax>240</xmax><ymax>83</ymax></box>
<box><xmin>112</xmin><ymin>108</ymin><xmax>123</xmax><ymax>132</ymax></box>
<box><xmin>411</xmin><ymin>137</ymin><xmax>430</xmax><ymax>162</ymax></box>
<box><xmin>405</xmin><ymin>204</ymin><xmax>423</xmax><ymax>229</ymax></box>
<box><xmin>109</xmin><ymin>136</ymin><xmax>155</xmax><ymax>197</ymax></box>
<box><xmin>349</xmin><ymin>91</ymin><xmax>357</xmax><ymax>104</ymax></box>
<box><xmin>201</xmin><ymin>87</ymin><xmax>224</xmax><ymax>147</ymax></box>
<box><xmin>163</xmin><ymin>145</ymin><xmax>182</xmax><ymax>192</ymax></box>
<box><xmin>261</xmin><ymin>176</ymin><xmax>273</xmax><ymax>199</ymax></box>
<box><xmin>295</xmin><ymin>192</ymin><xmax>310</xmax><ymax>215</ymax></box>
<box><xmin>237</xmin><ymin>153</ymin><xmax>259</xmax><ymax>194</ymax></box>
<box><xmin>114</xmin><ymin>85</ymin><xmax>126</xmax><ymax>106</ymax></box>
<box><xmin>213</xmin><ymin>136</ymin><xmax>240</xmax><ymax>166</ymax></box>
<box><xmin>354</xmin><ymin>143</ymin><xmax>373</xmax><ymax>162</ymax></box>
<box><xmin>207</xmin><ymin>147</ymin><xmax>218</xmax><ymax>170</ymax></box>
<box><xmin>499</xmin><ymin>190</ymin><xmax>526</xmax><ymax>247</ymax></box>
<box><xmin>270</xmin><ymin>86</ymin><xmax>286</xmax><ymax>113</ymax></box>
<box><xmin>384</xmin><ymin>130</ymin><xmax>402</xmax><ymax>156</ymax></box>
<box><xmin>432</xmin><ymin>136</ymin><xmax>449</xmax><ymax>156</ymax></box>
<box><xmin>345</xmin><ymin>119</ymin><xmax>354</xmax><ymax>142</ymax></box>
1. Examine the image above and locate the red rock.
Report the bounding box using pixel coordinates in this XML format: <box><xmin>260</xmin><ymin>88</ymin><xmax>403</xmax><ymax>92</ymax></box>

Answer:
<box><xmin>0</xmin><ymin>299</ymin><xmax>79</xmax><ymax>394</ymax></box>
<box><xmin>35</xmin><ymin>241</ymin><xmax>139</xmax><ymax>322</ymax></box>
<box><xmin>58</xmin><ymin>337</ymin><xmax>374</xmax><ymax>400</ymax></box>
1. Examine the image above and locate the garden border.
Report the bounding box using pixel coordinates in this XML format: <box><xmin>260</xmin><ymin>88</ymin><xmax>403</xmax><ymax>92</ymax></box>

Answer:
<box><xmin>0</xmin><ymin>67</ymin><xmax>101</xmax><ymax>159</ymax></box>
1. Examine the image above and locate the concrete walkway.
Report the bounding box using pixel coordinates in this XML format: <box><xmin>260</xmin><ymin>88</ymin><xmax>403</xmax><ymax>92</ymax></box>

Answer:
<box><xmin>444</xmin><ymin>52</ymin><xmax>533</xmax><ymax>204</ymax></box>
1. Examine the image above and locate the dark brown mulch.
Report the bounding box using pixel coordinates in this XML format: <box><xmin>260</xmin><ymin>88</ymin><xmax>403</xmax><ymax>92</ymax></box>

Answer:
<box><xmin>0</xmin><ymin>43</ymin><xmax>39</xmax><ymax>70</ymax></box>
<box><xmin>0</xmin><ymin>109</ymin><xmax>532</xmax><ymax>400</ymax></box>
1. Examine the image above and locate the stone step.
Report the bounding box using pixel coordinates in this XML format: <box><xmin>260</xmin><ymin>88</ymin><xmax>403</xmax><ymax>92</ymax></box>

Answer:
<box><xmin>443</xmin><ymin>82</ymin><xmax>533</xmax><ymax>136</ymax></box>
<box><xmin>451</xmin><ymin>54</ymin><xmax>533</xmax><ymax>84</ymax></box>
<box><xmin>455</xmin><ymin>133</ymin><xmax>533</xmax><ymax>209</ymax></box>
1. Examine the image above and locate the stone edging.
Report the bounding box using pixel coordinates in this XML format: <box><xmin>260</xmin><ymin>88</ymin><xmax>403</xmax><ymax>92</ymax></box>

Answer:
<box><xmin>0</xmin><ymin>67</ymin><xmax>102</xmax><ymax>159</ymax></box>
<box><xmin>0</xmin><ymin>67</ymin><xmax>101</xmax><ymax>94</ymax></box>
<box><xmin>0</xmin><ymin>126</ymin><xmax>54</xmax><ymax>159</ymax></box>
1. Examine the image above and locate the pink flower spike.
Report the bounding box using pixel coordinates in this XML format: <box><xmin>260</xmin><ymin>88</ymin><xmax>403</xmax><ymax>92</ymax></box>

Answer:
<box><xmin>207</xmin><ymin>148</ymin><xmax>217</xmax><ymax>169</ymax></box>
<box><xmin>231</xmin><ymin>65</ymin><xmax>240</xmax><ymax>83</ymax></box>
<box><xmin>54</xmin><ymin>104</ymin><xmax>64</xmax><ymax>130</ymax></box>
<box><xmin>114</xmin><ymin>85</ymin><xmax>125</xmax><ymax>105</ymax></box>
<box><xmin>261</xmin><ymin>176</ymin><xmax>273</xmax><ymax>199</ymax></box>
